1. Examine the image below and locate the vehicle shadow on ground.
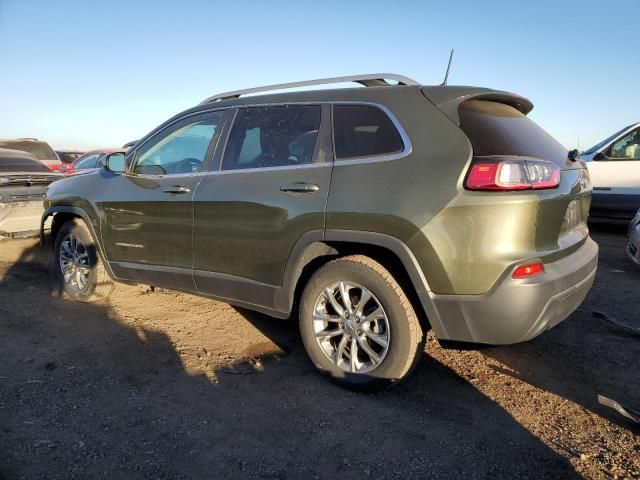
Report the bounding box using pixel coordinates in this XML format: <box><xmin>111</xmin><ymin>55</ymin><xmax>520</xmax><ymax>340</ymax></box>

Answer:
<box><xmin>481</xmin><ymin>228</ymin><xmax>640</xmax><ymax>432</ymax></box>
<box><xmin>0</xmin><ymin>241</ymin><xmax>580</xmax><ymax>479</ymax></box>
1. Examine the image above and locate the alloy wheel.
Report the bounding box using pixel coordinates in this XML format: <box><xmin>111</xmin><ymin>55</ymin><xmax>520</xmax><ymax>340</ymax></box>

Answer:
<box><xmin>59</xmin><ymin>233</ymin><xmax>91</xmax><ymax>291</ymax></box>
<box><xmin>312</xmin><ymin>281</ymin><xmax>390</xmax><ymax>373</ymax></box>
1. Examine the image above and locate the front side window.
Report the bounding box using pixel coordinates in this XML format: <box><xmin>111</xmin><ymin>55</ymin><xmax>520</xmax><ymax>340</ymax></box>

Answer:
<box><xmin>132</xmin><ymin>111</ymin><xmax>226</xmax><ymax>175</ymax></box>
<box><xmin>222</xmin><ymin>105</ymin><xmax>321</xmax><ymax>170</ymax></box>
<box><xmin>609</xmin><ymin>129</ymin><xmax>640</xmax><ymax>160</ymax></box>
<box><xmin>333</xmin><ymin>105</ymin><xmax>404</xmax><ymax>160</ymax></box>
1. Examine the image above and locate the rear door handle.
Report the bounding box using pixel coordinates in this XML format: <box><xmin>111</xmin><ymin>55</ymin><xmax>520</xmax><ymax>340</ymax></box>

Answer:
<box><xmin>279</xmin><ymin>183</ymin><xmax>320</xmax><ymax>194</ymax></box>
<box><xmin>162</xmin><ymin>185</ymin><xmax>191</xmax><ymax>194</ymax></box>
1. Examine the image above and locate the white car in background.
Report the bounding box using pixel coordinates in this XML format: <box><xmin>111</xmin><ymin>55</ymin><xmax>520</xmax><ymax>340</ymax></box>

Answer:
<box><xmin>583</xmin><ymin>122</ymin><xmax>640</xmax><ymax>221</ymax></box>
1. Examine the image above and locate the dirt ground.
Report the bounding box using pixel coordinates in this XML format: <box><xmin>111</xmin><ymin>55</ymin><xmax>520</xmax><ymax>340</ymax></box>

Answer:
<box><xmin>0</xmin><ymin>226</ymin><xmax>638</xmax><ymax>479</ymax></box>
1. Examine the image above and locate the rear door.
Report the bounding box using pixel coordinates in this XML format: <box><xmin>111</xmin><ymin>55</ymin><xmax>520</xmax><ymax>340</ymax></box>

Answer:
<box><xmin>192</xmin><ymin>104</ymin><xmax>332</xmax><ymax>308</ymax></box>
<box><xmin>98</xmin><ymin>109</ymin><xmax>229</xmax><ymax>289</ymax></box>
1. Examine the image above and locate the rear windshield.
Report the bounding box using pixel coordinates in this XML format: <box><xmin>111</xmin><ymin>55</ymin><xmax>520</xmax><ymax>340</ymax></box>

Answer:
<box><xmin>459</xmin><ymin>100</ymin><xmax>567</xmax><ymax>163</ymax></box>
<box><xmin>0</xmin><ymin>154</ymin><xmax>51</xmax><ymax>173</ymax></box>
<box><xmin>0</xmin><ymin>141</ymin><xmax>58</xmax><ymax>160</ymax></box>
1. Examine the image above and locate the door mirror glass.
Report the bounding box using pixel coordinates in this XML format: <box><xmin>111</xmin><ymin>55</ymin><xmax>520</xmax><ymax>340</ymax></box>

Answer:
<box><xmin>104</xmin><ymin>152</ymin><xmax>126</xmax><ymax>173</ymax></box>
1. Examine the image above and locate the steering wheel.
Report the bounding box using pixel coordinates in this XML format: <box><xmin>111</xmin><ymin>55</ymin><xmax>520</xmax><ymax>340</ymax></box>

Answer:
<box><xmin>180</xmin><ymin>157</ymin><xmax>202</xmax><ymax>173</ymax></box>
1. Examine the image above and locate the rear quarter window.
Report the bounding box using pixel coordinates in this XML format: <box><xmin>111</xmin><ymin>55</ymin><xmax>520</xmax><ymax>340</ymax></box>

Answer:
<box><xmin>459</xmin><ymin>100</ymin><xmax>567</xmax><ymax>163</ymax></box>
<box><xmin>333</xmin><ymin>105</ymin><xmax>404</xmax><ymax>160</ymax></box>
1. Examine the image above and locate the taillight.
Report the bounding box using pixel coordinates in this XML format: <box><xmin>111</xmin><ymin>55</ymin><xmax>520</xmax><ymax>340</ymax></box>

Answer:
<box><xmin>466</xmin><ymin>159</ymin><xmax>560</xmax><ymax>191</ymax></box>
<box><xmin>512</xmin><ymin>261</ymin><xmax>544</xmax><ymax>279</ymax></box>
<box><xmin>48</xmin><ymin>163</ymin><xmax>62</xmax><ymax>172</ymax></box>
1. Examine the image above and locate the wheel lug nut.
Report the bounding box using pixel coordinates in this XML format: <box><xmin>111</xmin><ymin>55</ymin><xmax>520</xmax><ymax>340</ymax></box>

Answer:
<box><xmin>340</xmin><ymin>323</ymin><xmax>345</xmax><ymax>329</ymax></box>
<box><xmin>357</xmin><ymin>329</ymin><xmax>362</xmax><ymax>335</ymax></box>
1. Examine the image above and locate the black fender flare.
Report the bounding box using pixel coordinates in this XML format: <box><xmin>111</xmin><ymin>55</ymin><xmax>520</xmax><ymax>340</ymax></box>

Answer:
<box><xmin>40</xmin><ymin>206</ymin><xmax>117</xmax><ymax>281</ymax></box>
<box><xmin>275</xmin><ymin>229</ymin><xmax>436</xmax><ymax>319</ymax></box>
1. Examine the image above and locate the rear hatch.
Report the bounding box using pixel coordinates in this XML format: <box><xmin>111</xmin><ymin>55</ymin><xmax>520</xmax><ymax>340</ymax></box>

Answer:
<box><xmin>0</xmin><ymin>154</ymin><xmax>62</xmax><ymax>235</ymax></box>
<box><xmin>0</xmin><ymin>140</ymin><xmax>62</xmax><ymax>171</ymax></box>
<box><xmin>454</xmin><ymin>99</ymin><xmax>590</xmax><ymax>247</ymax></box>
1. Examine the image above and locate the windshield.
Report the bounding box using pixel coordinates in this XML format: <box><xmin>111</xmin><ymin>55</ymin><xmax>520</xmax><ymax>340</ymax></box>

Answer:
<box><xmin>583</xmin><ymin>125</ymin><xmax>634</xmax><ymax>155</ymax></box>
<box><xmin>0</xmin><ymin>141</ymin><xmax>58</xmax><ymax>160</ymax></box>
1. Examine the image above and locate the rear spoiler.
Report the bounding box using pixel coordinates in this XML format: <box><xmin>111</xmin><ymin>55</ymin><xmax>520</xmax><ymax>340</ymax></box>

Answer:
<box><xmin>421</xmin><ymin>86</ymin><xmax>534</xmax><ymax>125</ymax></box>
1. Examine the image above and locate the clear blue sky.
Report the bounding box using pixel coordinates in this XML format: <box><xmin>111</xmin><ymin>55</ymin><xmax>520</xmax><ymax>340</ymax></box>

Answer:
<box><xmin>1</xmin><ymin>0</ymin><xmax>637</xmax><ymax>151</ymax></box>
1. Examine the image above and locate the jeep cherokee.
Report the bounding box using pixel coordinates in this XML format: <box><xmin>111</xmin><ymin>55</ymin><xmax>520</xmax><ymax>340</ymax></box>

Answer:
<box><xmin>42</xmin><ymin>74</ymin><xmax>598</xmax><ymax>391</ymax></box>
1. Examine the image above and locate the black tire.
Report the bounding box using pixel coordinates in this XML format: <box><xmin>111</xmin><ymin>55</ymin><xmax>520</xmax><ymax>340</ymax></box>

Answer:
<box><xmin>53</xmin><ymin>219</ymin><xmax>114</xmax><ymax>302</ymax></box>
<box><xmin>299</xmin><ymin>255</ymin><xmax>424</xmax><ymax>392</ymax></box>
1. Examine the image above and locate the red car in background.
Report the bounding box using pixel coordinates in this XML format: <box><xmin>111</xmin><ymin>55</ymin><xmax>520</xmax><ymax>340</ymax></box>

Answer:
<box><xmin>61</xmin><ymin>148</ymin><xmax>123</xmax><ymax>174</ymax></box>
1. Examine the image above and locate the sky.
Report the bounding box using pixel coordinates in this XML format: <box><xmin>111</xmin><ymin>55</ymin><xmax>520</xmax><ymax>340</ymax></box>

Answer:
<box><xmin>0</xmin><ymin>0</ymin><xmax>637</xmax><ymax>151</ymax></box>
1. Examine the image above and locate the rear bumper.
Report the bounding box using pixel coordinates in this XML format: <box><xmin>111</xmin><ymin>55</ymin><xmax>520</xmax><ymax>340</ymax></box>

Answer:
<box><xmin>422</xmin><ymin>237</ymin><xmax>598</xmax><ymax>344</ymax></box>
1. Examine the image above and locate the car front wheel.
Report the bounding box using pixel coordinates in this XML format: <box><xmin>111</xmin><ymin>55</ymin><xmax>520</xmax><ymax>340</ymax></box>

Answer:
<box><xmin>299</xmin><ymin>255</ymin><xmax>424</xmax><ymax>392</ymax></box>
<box><xmin>54</xmin><ymin>219</ymin><xmax>114</xmax><ymax>302</ymax></box>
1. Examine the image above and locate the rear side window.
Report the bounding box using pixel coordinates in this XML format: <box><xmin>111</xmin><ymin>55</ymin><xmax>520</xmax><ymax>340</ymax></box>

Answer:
<box><xmin>333</xmin><ymin>105</ymin><xmax>404</xmax><ymax>160</ymax></box>
<box><xmin>459</xmin><ymin>100</ymin><xmax>567</xmax><ymax>163</ymax></box>
<box><xmin>222</xmin><ymin>105</ymin><xmax>321</xmax><ymax>170</ymax></box>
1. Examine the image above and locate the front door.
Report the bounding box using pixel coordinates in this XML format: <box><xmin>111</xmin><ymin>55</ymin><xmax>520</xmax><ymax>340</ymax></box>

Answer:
<box><xmin>588</xmin><ymin>127</ymin><xmax>640</xmax><ymax>219</ymax></box>
<box><xmin>98</xmin><ymin>109</ymin><xmax>229</xmax><ymax>289</ymax></box>
<box><xmin>192</xmin><ymin>104</ymin><xmax>333</xmax><ymax>308</ymax></box>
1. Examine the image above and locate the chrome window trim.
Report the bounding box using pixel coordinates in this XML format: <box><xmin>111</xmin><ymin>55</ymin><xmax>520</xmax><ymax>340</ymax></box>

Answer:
<box><xmin>214</xmin><ymin>101</ymin><xmax>411</xmax><ymax>173</ymax></box>
<box><xmin>331</xmin><ymin>102</ymin><xmax>412</xmax><ymax>165</ymax></box>
<box><xmin>126</xmin><ymin>100</ymin><xmax>413</xmax><ymax>178</ymax></box>
<box><xmin>126</xmin><ymin>107</ymin><xmax>230</xmax><ymax>178</ymax></box>
<box><xmin>211</xmin><ymin>162</ymin><xmax>332</xmax><ymax>176</ymax></box>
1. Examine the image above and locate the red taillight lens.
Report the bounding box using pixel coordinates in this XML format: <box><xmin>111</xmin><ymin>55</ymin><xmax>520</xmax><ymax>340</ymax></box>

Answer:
<box><xmin>466</xmin><ymin>159</ymin><xmax>560</xmax><ymax>191</ymax></box>
<box><xmin>512</xmin><ymin>262</ymin><xmax>544</xmax><ymax>279</ymax></box>
<box><xmin>48</xmin><ymin>163</ymin><xmax>61</xmax><ymax>172</ymax></box>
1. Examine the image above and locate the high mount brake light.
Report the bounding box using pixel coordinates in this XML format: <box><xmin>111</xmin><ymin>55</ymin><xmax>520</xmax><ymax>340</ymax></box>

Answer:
<box><xmin>466</xmin><ymin>159</ymin><xmax>560</xmax><ymax>191</ymax></box>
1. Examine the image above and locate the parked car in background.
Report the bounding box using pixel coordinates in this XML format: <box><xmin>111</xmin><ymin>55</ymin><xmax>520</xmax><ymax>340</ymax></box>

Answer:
<box><xmin>583</xmin><ymin>122</ymin><xmax>640</xmax><ymax>222</ymax></box>
<box><xmin>628</xmin><ymin>208</ymin><xmax>640</xmax><ymax>266</ymax></box>
<box><xmin>0</xmin><ymin>138</ymin><xmax>62</xmax><ymax>172</ymax></box>
<box><xmin>56</xmin><ymin>150</ymin><xmax>85</xmax><ymax>164</ymax></box>
<box><xmin>60</xmin><ymin>148</ymin><xmax>122</xmax><ymax>175</ymax></box>
<box><xmin>0</xmin><ymin>148</ymin><xmax>61</xmax><ymax>238</ymax></box>
<box><xmin>42</xmin><ymin>74</ymin><xmax>598</xmax><ymax>391</ymax></box>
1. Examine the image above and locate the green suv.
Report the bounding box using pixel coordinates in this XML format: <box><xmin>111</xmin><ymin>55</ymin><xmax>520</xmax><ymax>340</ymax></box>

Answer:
<box><xmin>42</xmin><ymin>74</ymin><xmax>598</xmax><ymax>391</ymax></box>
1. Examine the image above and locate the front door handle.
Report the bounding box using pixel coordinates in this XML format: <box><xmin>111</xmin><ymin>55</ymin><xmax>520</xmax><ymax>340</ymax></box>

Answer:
<box><xmin>162</xmin><ymin>185</ymin><xmax>191</xmax><ymax>194</ymax></box>
<box><xmin>279</xmin><ymin>183</ymin><xmax>320</xmax><ymax>194</ymax></box>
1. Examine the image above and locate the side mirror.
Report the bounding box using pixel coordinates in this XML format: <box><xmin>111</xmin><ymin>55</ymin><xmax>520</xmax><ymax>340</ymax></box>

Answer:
<box><xmin>104</xmin><ymin>152</ymin><xmax>126</xmax><ymax>173</ymax></box>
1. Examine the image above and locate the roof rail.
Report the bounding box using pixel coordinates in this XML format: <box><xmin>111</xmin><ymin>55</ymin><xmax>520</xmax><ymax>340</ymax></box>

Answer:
<box><xmin>199</xmin><ymin>73</ymin><xmax>420</xmax><ymax>105</ymax></box>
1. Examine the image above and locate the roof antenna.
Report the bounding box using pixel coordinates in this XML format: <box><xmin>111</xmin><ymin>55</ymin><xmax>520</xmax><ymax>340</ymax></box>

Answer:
<box><xmin>441</xmin><ymin>49</ymin><xmax>454</xmax><ymax>86</ymax></box>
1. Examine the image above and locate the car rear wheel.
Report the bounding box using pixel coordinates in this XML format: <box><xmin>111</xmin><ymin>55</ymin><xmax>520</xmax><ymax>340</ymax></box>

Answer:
<box><xmin>54</xmin><ymin>219</ymin><xmax>114</xmax><ymax>302</ymax></box>
<box><xmin>299</xmin><ymin>255</ymin><xmax>424</xmax><ymax>392</ymax></box>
